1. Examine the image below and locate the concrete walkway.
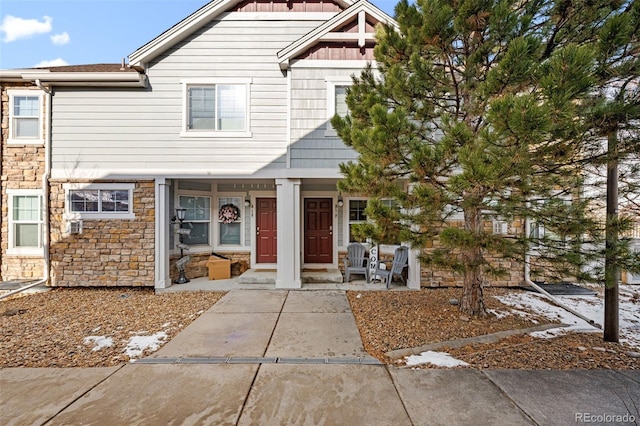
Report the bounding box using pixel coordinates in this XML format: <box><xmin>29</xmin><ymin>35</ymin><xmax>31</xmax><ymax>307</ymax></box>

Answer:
<box><xmin>1</xmin><ymin>290</ymin><xmax>638</xmax><ymax>425</ymax></box>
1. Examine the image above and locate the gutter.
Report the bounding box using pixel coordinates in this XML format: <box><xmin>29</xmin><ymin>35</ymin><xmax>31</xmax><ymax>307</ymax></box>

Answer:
<box><xmin>0</xmin><ymin>70</ymin><xmax>147</xmax><ymax>88</ymax></box>
<box><xmin>524</xmin><ymin>218</ymin><xmax>602</xmax><ymax>329</ymax></box>
<box><xmin>0</xmin><ymin>80</ymin><xmax>53</xmax><ymax>301</ymax></box>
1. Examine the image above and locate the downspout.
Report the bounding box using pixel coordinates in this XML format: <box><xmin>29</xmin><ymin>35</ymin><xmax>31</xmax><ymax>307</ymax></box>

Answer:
<box><xmin>1</xmin><ymin>80</ymin><xmax>52</xmax><ymax>300</ymax></box>
<box><xmin>524</xmin><ymin>218</ymin><xmax>601</xmax><ymax>329</ymax></box>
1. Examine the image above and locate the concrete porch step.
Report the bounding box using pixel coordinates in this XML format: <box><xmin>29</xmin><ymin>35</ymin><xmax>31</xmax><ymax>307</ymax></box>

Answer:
<box><xmin>237</xmin><ymin>269</ymin><xmax>343</xmax><ymax>285</ymax></box>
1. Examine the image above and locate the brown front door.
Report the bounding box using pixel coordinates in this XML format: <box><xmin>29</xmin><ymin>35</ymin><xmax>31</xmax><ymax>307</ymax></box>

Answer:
<box><xmin>256</xmin><ymin>198</ymin><xmax>277</xmax><ymax>263</ymax></box>
<box><xmin>304</xmin><ymin>198</ymin><xmax>333</xmax><ymax>264</ymax></box>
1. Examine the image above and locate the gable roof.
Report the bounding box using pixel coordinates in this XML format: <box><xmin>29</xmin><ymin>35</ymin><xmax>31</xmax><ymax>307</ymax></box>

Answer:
<box><xmin>277</xmin><ymin>0</ymin><xmax>395</xmax><ymax>70</ymax></box>
<box><xmin>128</xmin><ymin>0</ymin><xmax>357</xmax><ymax>67</ymax></box>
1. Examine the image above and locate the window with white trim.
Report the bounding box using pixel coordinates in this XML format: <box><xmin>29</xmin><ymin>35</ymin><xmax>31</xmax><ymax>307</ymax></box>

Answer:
<box><xmin>8</xmin><ymin>190</ymin><xmax>43</xmax><ymax>254</ymax></box>
<box><xmin>493</xmin><ymin>221</ymin><xmax>508</xmax><ymax>235</ymax></box>
<box><xmin>8</xmin><ymin>90</ymin><xmax>44</xmax><ymax>144</ymax></box>
<box><xmin>181</xmin><ymin>79</ymin><xmax>251</xmax><ymax>137</ymax></box>
<box><xmin>348</xmin><ymin>199</ymin><xmax>368</xmax><ymax>243</ymax></box>
<box><xmin>179</xmin><ymin>195</ymin><xmax>211</xmax><ymax>246</ymax></box>
<box><xmin>347</xmin><ymin>198</ymin><xmax>401</xmax><ymax>245</ymax></box>
<box><xmin>65</xmin><ymin>183</ymin><xmax>135</xmax><ymax>220</ymax></box>
<box><xmin>217</xmin><ymin>196</ymin><xmax>242</xmax><ymax>246</ymax></box>
<box><xmin>325</xmin><ymin>76</ymin><xmax>352</xmax><ymax>136</ymax></box>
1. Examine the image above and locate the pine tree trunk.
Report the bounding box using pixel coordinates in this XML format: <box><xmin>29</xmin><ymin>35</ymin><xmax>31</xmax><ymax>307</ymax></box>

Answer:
<box><xmin>460</xmin><ymin>205</ymin><xmax>486</xmax><ymax>317</ymax></box>
<box><xmin>604</xmin><ymin>131</ymin><xmax>619</xmax><ymax>342</ymax></box>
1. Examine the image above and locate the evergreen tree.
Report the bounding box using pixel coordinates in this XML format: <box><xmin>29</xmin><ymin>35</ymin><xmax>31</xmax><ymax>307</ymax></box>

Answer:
<box><xmin>582</xmin><ymin>3</ymin><xmax>640</xmax><ymax>341</ymax></box>
<box><xmin>333</xmin><ymin>0</ymin><xmax>639</xmax><ymax>316</ymax></box>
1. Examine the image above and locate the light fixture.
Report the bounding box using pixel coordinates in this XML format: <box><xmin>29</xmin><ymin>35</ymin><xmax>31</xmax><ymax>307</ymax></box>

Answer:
<box><xmin>176</xmin><ymin>207</ymin><xmax>187</xmax><ymax>221</ymax></box>
<box><xmin>337</xmin><ymin>196</ymin><xmax>344</xmax><ymax>207</ymax></box>
<box><xmin>244</xmin><ymin>199</ymin><xmax>251</xmax><ymax>207</ymax></box>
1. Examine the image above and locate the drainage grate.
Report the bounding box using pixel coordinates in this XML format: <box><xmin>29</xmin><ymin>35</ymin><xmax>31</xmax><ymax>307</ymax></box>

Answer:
<box><xmin>227</xmin><ymin>357</ymin><xmax>278</xmax><ymax>364</ymax></box>
<box><xmin>133</xmin><ymin>356</ymin><xmax>383</xmax><ymax>365</ymax></box>
<box><xmin>179</xmin><ymin>357</ymin><xmax>230</xmax><ymax>364</ymax></box>
<box><xmin>277</xmin><ymin>357</ymin><xmax>328</xmax><ymax>364</ymax></box>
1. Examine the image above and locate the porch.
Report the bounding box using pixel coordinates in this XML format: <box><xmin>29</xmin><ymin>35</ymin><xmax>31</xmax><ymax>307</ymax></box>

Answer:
<box><xmin>156</xmin><ymin>268</ymin><xmax>414</xmax><ymax>293</ymax></box>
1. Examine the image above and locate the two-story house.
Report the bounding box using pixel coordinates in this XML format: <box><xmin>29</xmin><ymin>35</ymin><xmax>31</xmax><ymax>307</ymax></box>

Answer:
<box><xmin>4</xmin><ymin>0</ymin><xmax>635</xmax><ymax>291</ymax></box>
<box><xmin>1</xmin><ymin>0</ymin><xmax>429</xmax><ymax>291</ymax></box>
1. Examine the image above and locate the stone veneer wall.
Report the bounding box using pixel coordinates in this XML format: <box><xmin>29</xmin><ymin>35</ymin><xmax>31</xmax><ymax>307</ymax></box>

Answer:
<box><xmin>169</xmin><ymin>251</ymin><xmax>251</xmax><ymax>282</ymax></box>
<box><xmin>0</xmin><ymin>83</ymin><xmax>46</xmax><ymax>280</ymax></box>
<box><xmin>421</xmin><ymin>219</ymin><xmax>526</xmax><ymax>287</ymax></box>
<box><xmin>48</xmin><ymin>180</ymin><xmax>155</xmax><ymax>287</ymax></box>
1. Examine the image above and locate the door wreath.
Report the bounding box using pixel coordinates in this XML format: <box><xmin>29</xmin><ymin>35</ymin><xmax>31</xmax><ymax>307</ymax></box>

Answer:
<box><xmin>218</xmin><ymin>204</ymin><xmax>240</xmax><ymax>224</ymax></box>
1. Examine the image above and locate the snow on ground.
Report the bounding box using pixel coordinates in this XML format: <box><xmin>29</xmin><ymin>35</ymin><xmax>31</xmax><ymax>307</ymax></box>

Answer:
<box><xmin>406</xmin><ymin>351</ymin><xmax>469</xmax><ymax>367</ymax></box>
<box><xmin>83</xmin><ymin>336</ymin><xmax>114</xmax><ymax>351</ymax></box>
<box><xmin>492</xmin><ymin>285</ymin><xmax>640</xmax><ymax>348</ymax></box>
<box><xmin>124</xmin><ymin>331</ymin><xmax>168</xmax><ymax>358</ymax></box>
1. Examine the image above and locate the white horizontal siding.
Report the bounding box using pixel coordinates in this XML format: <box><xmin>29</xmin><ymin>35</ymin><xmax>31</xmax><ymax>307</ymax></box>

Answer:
<box><xmin>289</xmin><ymin>67</ymin><xmax>361</xmax><ymax>169</ymax></box>
<box><xmin>50</xmin><ymin>15</ymin><xmax>322</xmax><ymax>179</ymax></box>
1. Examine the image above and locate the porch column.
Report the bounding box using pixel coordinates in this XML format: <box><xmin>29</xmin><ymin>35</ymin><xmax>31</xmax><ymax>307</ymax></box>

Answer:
<box><xmin>154</xmin><ymin>178</ymin><xmax>170</xmax><ymax>289</ymax></box>
<box><xmin>276</xmin><ymin>178</ymin><xmax>301</xmax><ymax>288</ymax></box>
<box><xmin>407</xmin><ymin>248</ymin><xmax>421</xmax><ymax>289</ymax></box>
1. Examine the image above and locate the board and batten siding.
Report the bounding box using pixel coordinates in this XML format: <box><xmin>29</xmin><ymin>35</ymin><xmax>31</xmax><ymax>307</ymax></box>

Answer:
<box><xmin>289</xmin><ymin>67</ymin><xmax>360</xmax><ymax>169</ymax></box>
<box><xmin>50</xmin><ymin>15</ymin><xmax>324</xmax><ymax>179</ymax></box>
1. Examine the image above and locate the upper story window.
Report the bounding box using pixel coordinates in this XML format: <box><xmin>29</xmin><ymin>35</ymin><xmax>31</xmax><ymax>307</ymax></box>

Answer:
<box><xmin>8</xmin><ymin>90</ymin><xmax>44</xmax><ymax>145</ymax></box>
<box><xmin>64</xmin><ymin>183</ymin><xmax>135</xmax><ymax>220</ymax></box>
<box><xmin>181</xmin><ymin>79</ymin><xmax>252</xmax><ymax>138</ymax></box>
<box><xmin>7</xmin><ymin>189</ymin><xmax>43</xmax><ymax>255</ymax></box>
<box><xmin>325</xmin><ymin>76</ymin><xmax>352</xmax><ymax>137</ymax></box>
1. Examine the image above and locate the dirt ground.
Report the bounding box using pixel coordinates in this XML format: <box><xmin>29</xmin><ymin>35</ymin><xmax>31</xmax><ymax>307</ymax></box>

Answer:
<box><xmin>347</xmin><ymin>287</ymin><xmax>639</xmax><ymax>370</ymax></box>
<box><xmin>1</xmin><ymin>286</ymin><xmax>638</xmax><ymax>369</ymax></box>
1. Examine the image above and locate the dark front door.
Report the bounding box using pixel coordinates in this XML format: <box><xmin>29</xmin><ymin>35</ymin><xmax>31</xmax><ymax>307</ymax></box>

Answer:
<box><xmin>304</xmin><ymin>198</ymin><xmax>333</xmax><ymax>264</ymax></box>
<box><xmin>256</xmin><ymin>198</ymin><xmax>277</xmax><ymax>263</ymax></box>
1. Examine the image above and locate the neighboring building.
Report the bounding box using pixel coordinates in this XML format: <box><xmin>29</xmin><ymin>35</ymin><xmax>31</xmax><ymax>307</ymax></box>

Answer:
<box><xmin>2</xmin><ymin>0</ymin><xmax>635</xmax><ymax>290</ymax></box>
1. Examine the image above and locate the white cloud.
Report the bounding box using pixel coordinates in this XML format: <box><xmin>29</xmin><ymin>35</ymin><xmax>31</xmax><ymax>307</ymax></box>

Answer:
<box><xmin>0</xmin><ymin>15</ymin><xmax>52</xmax><ymax>43</ymax></box>
<box><xmin>50</xmin><ymin>32</ymin><xmax>70</xmax><ymax>45</ymax></box>
<box><xmin>34</xmin><ymin>58</ymin><xmax>68</xmax><ymax>68</ymax></box>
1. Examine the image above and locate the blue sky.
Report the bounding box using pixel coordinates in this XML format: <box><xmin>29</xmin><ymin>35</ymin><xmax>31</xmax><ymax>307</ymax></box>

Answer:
<box><xmin>0</xmin><ymin>0</ymin><xmax>399</xmax><ymax>70</ymax></box>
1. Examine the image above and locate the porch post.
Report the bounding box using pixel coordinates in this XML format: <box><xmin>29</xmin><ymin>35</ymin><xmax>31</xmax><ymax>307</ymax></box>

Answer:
<box><xmin>407</xmin><ymin>248</ymin><xmax>421</xmax><ymax>289</ymax></box>
<box><xmin>154</xmin><ymin>178</ymin><xmax>170</xmax><ymax>289</ymax></box>
<box><xmin>276</xmin><ymin>178</ymin><xmax>301</xmax><ymax>288</ymax></box>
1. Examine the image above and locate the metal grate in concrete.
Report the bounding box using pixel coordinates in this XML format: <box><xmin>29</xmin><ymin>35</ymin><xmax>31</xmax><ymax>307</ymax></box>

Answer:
<box><xmin>133</xmin><ymin>356</ymin><xmax>383</xmax><ymax>365</ymax></box>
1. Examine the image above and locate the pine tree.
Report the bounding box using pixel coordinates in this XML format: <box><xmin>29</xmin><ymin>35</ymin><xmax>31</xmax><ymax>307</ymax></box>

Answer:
<box><xmin>333</xmin><ymin>0</ymin><xmax>638</xmax><ymax>316</ymax></box>
<box><xmin>582</xmin><ymin>3</ymin><xmax>640</xmax><ymax>341</ymax></box>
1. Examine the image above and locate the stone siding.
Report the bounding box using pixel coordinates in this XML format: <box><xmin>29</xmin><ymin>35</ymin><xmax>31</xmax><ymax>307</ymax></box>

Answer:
<box><xmin>0</xmin><ymin>83</ymin><xmax>46</xmax><ymax>280</ymax></box>
<box><xmin>48</xmin><ymin>180</ymin><xmax>156</xmax><ymax>287</ymax></box>
<box><xmin>339</xmin><ymin>218</ymin><xmax>527</xmax><ymax>287</ymax></box>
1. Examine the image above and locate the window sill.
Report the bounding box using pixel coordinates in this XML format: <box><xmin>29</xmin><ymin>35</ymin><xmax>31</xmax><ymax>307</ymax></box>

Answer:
<box><xmin>213</xmin><ymin>246</ymin><xmax>244</xmax><ymax>251</ymax></box>
<box><xmin>180</xmin><ymin>131</ymin><xmax>252</xmax><ymax>139</ymax></box>
<box><xmin>64</xmin><ymin>213</ymin><xmax>135</xmax><ymax>220</ymax></box>
<box><xmin>6</xmin><ymin>248</ymin><xmax>43</xmax><ymax>257</ymax></box>
<box><xmin>7</xmin><ymin>138</ymin><xmax>45</xmax><ymax>146</ymax></box>
<box><xmin>172</xmin><ymin>245</ymin><xmax>212</xmax><ymax>255</ymax></box>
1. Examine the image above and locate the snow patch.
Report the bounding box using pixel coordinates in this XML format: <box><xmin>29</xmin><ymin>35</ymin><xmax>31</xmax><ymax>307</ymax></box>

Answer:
<box><xmin>494</xmin><ymin>287</ymin><xmax>640</xmax><ymax>348</ymax></box>
<box><xmin>406</xmin><ymin>351</ymin><xmax>469</xmax><ymax>367</ymax></box>
<box><xmin>124</xmin><ymin>331</ymin><xmax>168</xmax><ymax>358</ymax></box>
<box><xmin>83</xmin><ymin>335</ymin><xmax>114</xmax><ymax>351</ymax></box>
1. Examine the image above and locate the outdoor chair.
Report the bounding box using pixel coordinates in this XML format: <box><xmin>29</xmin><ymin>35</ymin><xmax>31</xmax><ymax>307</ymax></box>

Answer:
<box><xmin>344</xmin><ymin>242</ymin><xmax>370</xmax><ymax>282</ymax></box>
<box><xmin>374</xmin><ymin>246</ymin><xmax>408</xmax><ymax>289</ymax></box>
